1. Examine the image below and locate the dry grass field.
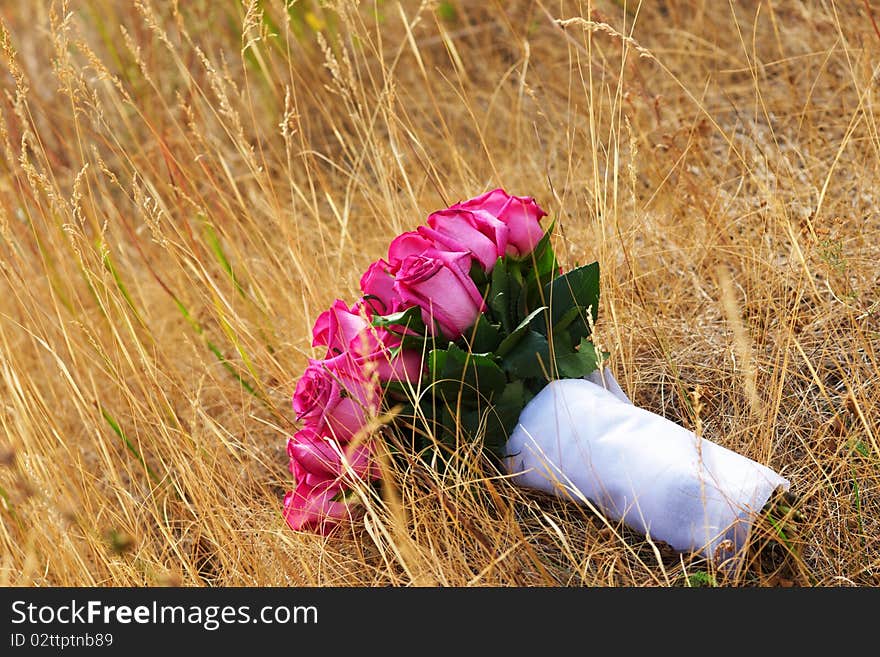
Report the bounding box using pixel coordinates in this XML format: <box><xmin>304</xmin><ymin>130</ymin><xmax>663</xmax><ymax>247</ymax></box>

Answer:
<box><xmin>0</xmin><ymin>0</ymin><xmax>878</xmax><ymax>586</ymax></box>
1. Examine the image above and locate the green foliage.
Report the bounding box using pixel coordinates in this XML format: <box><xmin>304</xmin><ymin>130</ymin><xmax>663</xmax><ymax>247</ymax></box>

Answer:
<box><xmin>686</xmin><ymin>571</ymin><xmax>717</xmax><ymax>588</ymax></box>
<box><xmin>371</xmin><ymin>224</ymin><xmax>601</xmax><ymax>463</ymax></box>
<box><xmin>556</xmin><ymin>337</ymin><xmax>603</xmax><ymax>378</ymax></box>
<box><xmin>502</xmin><ymin>330</ymin><xmax>550</xmax><ymax>380</ymax></box>
<box><xmin>437</xmin><ymin>1</ymin><xmax>457</xmax><ymax>23</ymax></box>
<box><xmin>371</xmin><ymin>305</ymin><xmax>436</xmax><ymax>352</ymax></box>
<box><xmin>540</xmin><ymin>261</ymin><xmax>600</xmax><ymax>347</ymax></box>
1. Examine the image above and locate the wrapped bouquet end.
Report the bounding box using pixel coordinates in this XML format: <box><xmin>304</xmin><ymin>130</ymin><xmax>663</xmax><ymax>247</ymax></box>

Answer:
<box><xmin>284</xmin><ymin>187</ymin><xmax>792</xmax><ymax>571</ymax></box>
<box><xmin>504</xmin><ymin>374</ymin><xmax>790</xmax><ymax>566</ymax></box>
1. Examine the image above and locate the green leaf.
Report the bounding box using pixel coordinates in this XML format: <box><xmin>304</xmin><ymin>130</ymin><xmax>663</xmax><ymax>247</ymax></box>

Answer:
<box><xmin>469</xmin><ymin>259</ymin><xmax>489</xmax><ymax>289</ymax></box>
<box><xmin>428</xmin><ymin>348</ymin><xmax>448</xmax><ymax>380</ymax></box>
<box><xmin>400</xmin><ymin>334</ymin><xmax>437</xmax><ymax>351</ymax></box>
<box><xmin>541</xmin><ymin>261</ymin><xmax>600</xmax><ymax>345</ymax></box>
<box><xmin>543</xmin><ymin>261</ymin><xmax>600</xmax><ymax>325</ymax></box>
<box><xmin>508</xmin><ymin>258</ymin><xmax>525</xmax><ymax>310</ymax></box>
<box><xmin>429</xmin><ymin>343</ymin><xmax>507</xmax><ymax>402</ymax></box>
<box><xmin>513</xmin><ymin>221</ymin><xmax>558</xmax><ymax>316</ymax></box>
<box><xmin>371</xmin><ymin>305</ymin><xmax>426</xmax><ymax>333</ymax></box>
<box><xmin>488</xmin><ymin>257</ymin><xmax>511</xmax><ymax>332</ymax></box>
<box><xmin>466</xmin><ymin>313</ymin><xmax>503</xmax><ymax>354</ymax></box>
<box><xmin>455</xmin><ymin>407</ymin><xmax>484</xmax><ymax>443</ymax></box>
<box><xmin>488</xmin><ymin>257</ymin><xmax>528</xmax><ymax>334</ymax></box>
<box><xmin>555</xmin><ymin>337</ymin><xmax>601</xmax><ymax>378</ymax></box>
<box><xmin>454</xmin><ymin>379</ymin><xmax>526</xmax><ymax>460</ymax></box>
<box><xmin>483</xmin><ymin>380</ymin><xmax>527</xmax><ymax>458</ymax></box>
<box><xmin>371</xmin><ymin>305</ymin><xmax>435</xmax><ymax>350</ymax></box>
<box><xmin>496</xmin><ymin>306</ymin><xmax>547</xmax><ymax>357</ymax></box>
<box><xmin>382</xmin><ymin>379</ymin><xmax>423</xmax><ymax>403</ymax></box>
<box><xmin>522</xmin><ymin>220</ymin><xmax>558</xmax><ymax>280</ymax></box>
<box><xmin>502</xmin><ymin>330</ymin><xmax>550</xmax><ymax>380</ymax></box>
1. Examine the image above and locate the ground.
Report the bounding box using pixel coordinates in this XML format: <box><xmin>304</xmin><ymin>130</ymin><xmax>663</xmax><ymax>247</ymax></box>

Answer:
<box><xmin>0</xmin><ymin>1</ymin><xmax>877</xmax><ymax>586</ymax></box>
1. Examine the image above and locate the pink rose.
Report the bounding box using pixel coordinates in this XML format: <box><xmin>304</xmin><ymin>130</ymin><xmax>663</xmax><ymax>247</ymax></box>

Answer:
<box><xmin>312</xmin><ymin>299</ymin><xmax>373</xmax><ymax>356</ymax></box>
<box><xmin>450</xmin><ymin>188</ymin><xmax>546</xmax><ymax>257</ymax></box>
<box><xmin>393</xmin><ymin>250</ymin><xmax>485</xmax><ymax>340</ymax></box>
<box><xmin>283</xmin><ymin>464</ymin><xmax>349</xmax><ymax>534</ymax></box>
<box><xmin>309</xmin><ymin>299</ymin><xmax>424</xmax><ymax>384</ymax></box>
<box><xmin>284</xmin><ymin>425</ymin><xmax>382</xmax><ymax>534</ymax></box>
<box><xmin>360</xmin><ymin>259</ymin><xmax>401</xmax><ymax>316</ymax></box>
<box><xmin>292</xmin><ymin>355</ymin><xmax>377</xmax><ymax>441</ymax></box>
<box><xmin>420</xmin><ymin>209</ymin><xmax>509</xmax><ymax>271</ymax></box>
<box><xmin>387</xmin><ymin>230</ymin><xmax>435</xmax><ymax>266</ymax></box>
<box><xmin>283</xmin><ymin>485</ymin><xmax>347</xmax><ymax>535</ymax></box>
<box><xmin>371</xmin><ymin>348</ymin><xmax>423</xmax><ymax>384</ymax></box>
<box><xmin>287</xmin><ymin>427</ymin><xmax>378</xmax><ymax>481</ymax></box>
<box><xmin>312</xmin><ymin>299</ymin><xmax>386</xmax><ymax>362</ymax></box>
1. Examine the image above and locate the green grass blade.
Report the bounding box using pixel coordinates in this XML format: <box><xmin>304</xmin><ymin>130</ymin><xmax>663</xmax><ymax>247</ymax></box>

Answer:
<box><xmin>100</xmin><ymin>405</ymin><xmax>160</xmax><ymax>484</ymax></box>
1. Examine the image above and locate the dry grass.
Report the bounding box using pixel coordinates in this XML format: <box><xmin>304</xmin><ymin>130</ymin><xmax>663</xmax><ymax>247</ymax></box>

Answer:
<box><xmin>0</xmin><ymin>0</ymin><xmax>878</xmax><ymax>587</ymax></box>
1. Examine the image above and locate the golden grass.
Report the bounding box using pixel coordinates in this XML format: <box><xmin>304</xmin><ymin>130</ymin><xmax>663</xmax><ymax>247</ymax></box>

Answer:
<box><xmin>0</xmin><ymin>0</ymin><xmax>878</xmax><ymax>586</ymax></box>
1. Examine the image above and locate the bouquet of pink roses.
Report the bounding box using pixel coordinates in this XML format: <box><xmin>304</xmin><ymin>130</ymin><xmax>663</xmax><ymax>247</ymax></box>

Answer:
<box><xmin>285</xmin><ymin>189</ymin><xmax>587</xmax><ymax>528</ymax></box>
<box><xmin>285</xmin><ymin>189</ymin><xmax>791</xmax><ymax>568</ymax></box>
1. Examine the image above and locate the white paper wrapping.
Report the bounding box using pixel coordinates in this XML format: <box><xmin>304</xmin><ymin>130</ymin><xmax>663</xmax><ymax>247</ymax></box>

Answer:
<box><xmin>504</xmin><ymin>374</ymin><xmax>789</xmax><ymax>564</ymax></box>
<box><xmin>584</xmin><ymin>369</ymin><xmax>631</xmax><ymax>405</ymax></box>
